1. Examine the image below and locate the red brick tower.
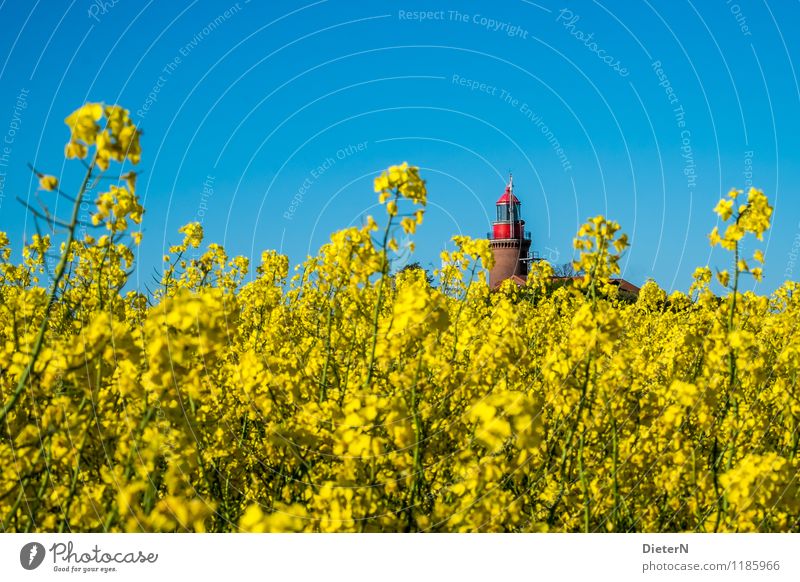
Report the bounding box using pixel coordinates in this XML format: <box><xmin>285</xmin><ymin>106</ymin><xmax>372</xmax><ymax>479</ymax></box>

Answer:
<box><xmin>489</xmin><ymin>175</ymin><xmax>532</xmax><ymax>288</ymax></box>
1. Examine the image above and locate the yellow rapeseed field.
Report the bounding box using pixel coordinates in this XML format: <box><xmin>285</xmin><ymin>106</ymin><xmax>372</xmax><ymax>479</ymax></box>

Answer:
<box><xmin>1</xmin><ymin>104</ymin><xmax>797</xmax><ymax>533</ymax></box>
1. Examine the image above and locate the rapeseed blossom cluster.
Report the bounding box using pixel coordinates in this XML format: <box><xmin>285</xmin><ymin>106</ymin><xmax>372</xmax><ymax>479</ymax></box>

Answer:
<box><xmin>0</xmin><ymin>103</ymin><xmax>797</xmax><ymax>533</ymax></box>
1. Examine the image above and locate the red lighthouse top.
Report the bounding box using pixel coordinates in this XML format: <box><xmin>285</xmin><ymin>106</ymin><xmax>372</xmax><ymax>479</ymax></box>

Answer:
<box><xmin>496</xmin><ymin>176</ymin><xmax>521</xmax><ymax>205</ymax></box>
<box><xmin>492</xmin><ymin>174</ymin><xmax>527</xmax><ymax>240</ymax></box>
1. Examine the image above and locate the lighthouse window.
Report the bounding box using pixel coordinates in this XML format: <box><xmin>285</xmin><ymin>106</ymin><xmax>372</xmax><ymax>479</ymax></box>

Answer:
<box><xmin>497</xmin><ymin>205</ymin><xmax>510</xmax><ymax>221</ymax></box>
<box><xmin>510</xmin><ymin>203</ymin><xmax>519</xmax><ymax>222</ymax></box>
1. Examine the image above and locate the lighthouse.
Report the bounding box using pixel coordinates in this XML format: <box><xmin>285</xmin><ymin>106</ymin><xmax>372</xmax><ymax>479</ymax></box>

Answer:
<box><xmin>485</xmin><ymin>174</ymin><xmax>641</xmax><ymax>296</ymax></box>
<box><xmin>488</xmin><ymin>175</ymin><xmax>532</xmax><ymax>288</ymax></box>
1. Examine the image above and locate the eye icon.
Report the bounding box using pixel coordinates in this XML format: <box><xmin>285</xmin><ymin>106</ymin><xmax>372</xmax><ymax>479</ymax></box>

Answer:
<box><xmin>20</xmin><ymin>542</ymin><xmax>46</xmax><ymax>570</ymax></box>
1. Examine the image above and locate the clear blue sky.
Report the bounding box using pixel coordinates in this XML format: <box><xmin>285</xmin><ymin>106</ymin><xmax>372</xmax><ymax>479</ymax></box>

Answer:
<box><xmin>0</xmin><ymin>0</ymin><xmax>798</xmax><ymax>293</ymax></box>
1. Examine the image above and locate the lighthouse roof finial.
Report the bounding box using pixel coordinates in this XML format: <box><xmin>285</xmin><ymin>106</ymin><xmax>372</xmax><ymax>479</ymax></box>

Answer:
<box><xmin>496</xmin><ymin>172</ymin><xmax>520</xmax><ymax>205</ymax></box>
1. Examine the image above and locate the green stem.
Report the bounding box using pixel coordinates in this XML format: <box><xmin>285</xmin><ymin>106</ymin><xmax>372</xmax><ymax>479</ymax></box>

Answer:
<box><xmin>406</xmin><ymin>351</ymin><xmax>425</xmax><ymax>532</ymax></box>
<box><xmin>0</xmin><ymin>156</ymin><xmax>97</xmax><ymax>427</ymax></box>
<box><xmin>319</xmin><ymin>290</ymin><xmax>335</xmax><ymax>402</ymax></box>
<box><xmin>547</xmin><ymin>357</ymin><xmax>592</xmax><ymax>526</ymax></box>
<box><xmin>363</xmin><ymin>191</ymin><xmax>399</xmax><ymax>388</ymax></box>
<box><xmin>578</xmin><ymin>432</ymin><xmax>590</xmax><ymax>533</ymax></box>
<box><xmin>610</xmin><ymin>411</ymin><xmax>621</xmax><ymax>531</ymax></box>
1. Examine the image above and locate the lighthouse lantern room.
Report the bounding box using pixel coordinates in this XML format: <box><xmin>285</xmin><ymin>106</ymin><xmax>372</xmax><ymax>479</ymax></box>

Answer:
<box><xmin>493</xmin><ymin>177</ymin><xmax>524</xmax><ymax>239</ymax></box>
